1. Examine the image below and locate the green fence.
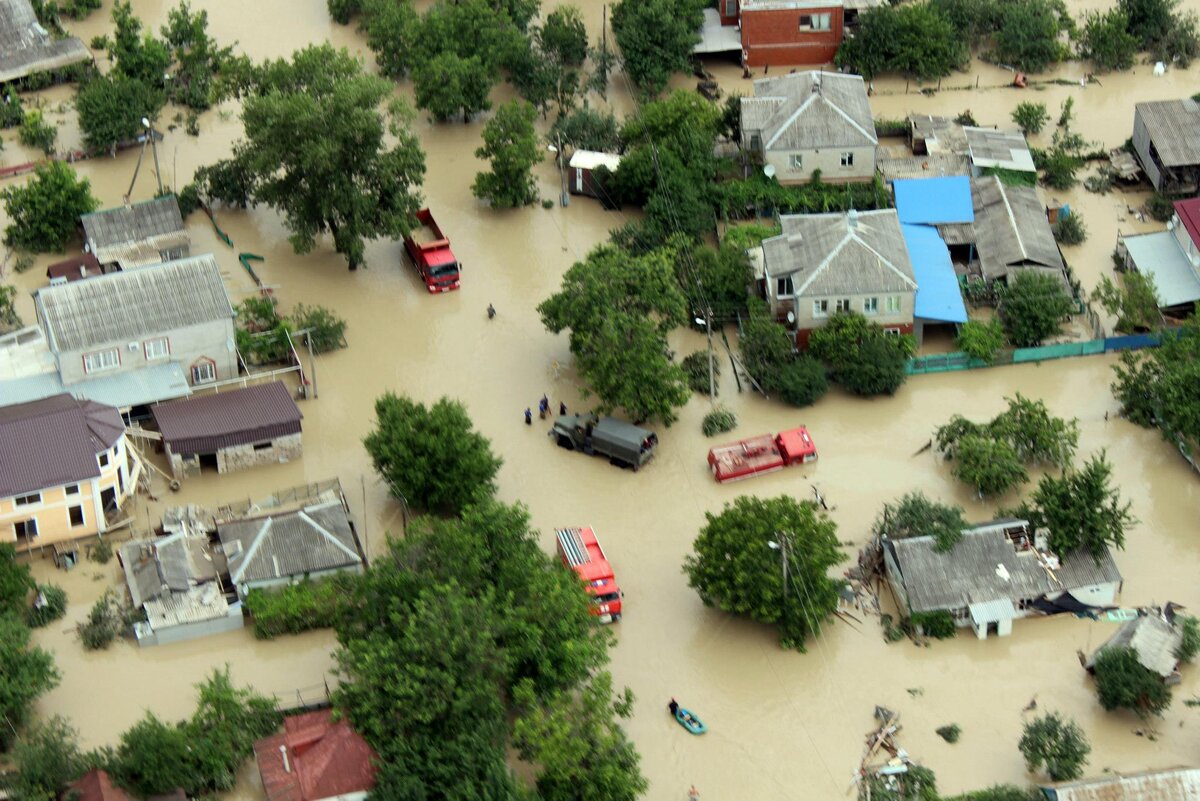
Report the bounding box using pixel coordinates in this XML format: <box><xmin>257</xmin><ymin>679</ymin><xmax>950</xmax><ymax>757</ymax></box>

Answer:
<box><xmin>1012</xmin><ymin>339</ymin><xmax>1106</xmax><ymax>362</ymax></box>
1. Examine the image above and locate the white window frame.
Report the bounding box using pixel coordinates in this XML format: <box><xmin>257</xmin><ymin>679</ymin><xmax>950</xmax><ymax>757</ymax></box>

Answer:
<box><xmin>885</xmin><ymin>295</ymin><xmax>902</xmax><ymax>313</ymax></box>
<box><xmin>143</xmin><ymin>337</ymin><xmax>169</xmax><ymax>360</ymax></box>
<box><xmin>191</xmin><ymin>360</ymin><xmax>216</xmax><ymax>384</ymax></box>
<box><xmin>863</xmin><ymin>297</ymin><xmax>879</xmax><ymax>315</ymax></box>
<box><xmin>815</xmin><ymin>13</ymin><xmax>832</xmax><ymax>31</ymax></box>
<box><xmin>840</xmin><ymin>152</ymin><xmax>854</xmax><ymax>167</ymax></box>
<box><xmin>812</xmin><ymin>299</ymin><xmax>829</xmax><ymax>318</ymax></box>
<box><xmin>835</xmin><ymin>298</ymin><xmax>851</xmax><ymax>313</ymax></box>
<box><xmin>776</xmin><ymin>276</ymin><xmax>794</xmax><ymax>298</ymax></box>
<box><xmin>83</xmin><ymin>348</ymin><xmax>120</xmax><ymax>374</ymax></box>
<box><xmin>14</xmin><ymin>492</ymin><xmax>41</xmax><ymax>507</ymax></box>
<box><xmin>884</xmin><ymin>327</ymin><xmax>902</xmax><ymax>337</ymax></box>
<box><xmin>789</xmin><ymin>153</ymin><xmax>803</xmax><ymax>170</ymax></box>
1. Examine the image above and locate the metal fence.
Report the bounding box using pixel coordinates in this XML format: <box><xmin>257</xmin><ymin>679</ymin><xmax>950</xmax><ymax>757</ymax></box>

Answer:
<box><xmin>906</xmin><ymin>333</ymin><xmax>1161</xmax><ymax>375</ymax></box>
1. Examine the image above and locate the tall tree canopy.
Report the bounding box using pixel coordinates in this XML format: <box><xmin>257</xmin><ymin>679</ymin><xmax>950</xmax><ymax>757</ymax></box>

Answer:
<box><xmin>539</xmin><ymin>245</ymin><xmax>691</xmax><ymax>425</ymax></box>
<box><xmin>473</xmin><ymin>100</ymin><xmax>541</xmax><ymax>208</ymax></box>
<box><xmin>1111</xmin><ymin>312</ymin><xmax>1200</xmax><ymax>450</ymax></box>
<box><xmin>0</xmin><ymin>162</ymin><xmax>98</xmax><ymax>252</ymax></box>
<box><xmin>1020</xmin><ymin>451</ymin><xmax>1134</xmax><ymax>562</ymax></box>
<box><xmin>203</xmin><ymin>44</ymin><xmax>425</xmax><ymax>270</ymax></box>
<box><xmin>611</xmin><ymin>0</ymin><xmax>705</xmax><ymax>96</ymax></box>
<box><xmin>835</xmin><ymin>2</ymin><xmax>967</xmax><ymax>80</ymax></box>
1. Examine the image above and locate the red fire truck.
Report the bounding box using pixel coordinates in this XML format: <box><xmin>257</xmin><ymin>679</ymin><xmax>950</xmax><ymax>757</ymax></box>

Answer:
<box><xmin>556</xmin><ymin>526</ymin><xmax>622</xmax><ymax>623</ymax></box>
<box><xmin>403</xmin><ymin>209</ymin><xmax>460</xmax><ymax>293</ymax></box>
<box><xmin>707</xmin><ymin>427</ymin><xmax>817</xmax><ymax>483</ymax></box>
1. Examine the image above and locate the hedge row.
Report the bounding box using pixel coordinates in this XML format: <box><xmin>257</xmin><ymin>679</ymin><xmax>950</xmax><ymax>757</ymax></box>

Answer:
<box><xmin>243</xmin><ymin>576</ymin><xmax>349</xmax><ymax>639</ymax></box>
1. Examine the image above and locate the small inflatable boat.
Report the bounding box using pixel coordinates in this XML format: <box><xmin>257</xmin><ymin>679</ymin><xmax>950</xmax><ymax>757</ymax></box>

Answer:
<box><xmin>674</xmin><ymin>706</ymin><xmax>707</xmax><ymax>735</ymax></box>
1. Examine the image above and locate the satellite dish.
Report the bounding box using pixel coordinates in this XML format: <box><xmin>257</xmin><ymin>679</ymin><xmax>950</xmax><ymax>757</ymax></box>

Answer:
<box><xmin>763</xmin><ymin>164</ymin><xmax>777</xmax><ymax>179</ymax></box>
<box><xmin>786</xmin><ymin>310</ymin><xmax>795</xmax><ymax>324</ymax></box>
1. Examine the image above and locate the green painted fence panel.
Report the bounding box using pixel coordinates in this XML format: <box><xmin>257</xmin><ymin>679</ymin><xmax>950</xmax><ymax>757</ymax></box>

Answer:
<box><xmin>1012</xmin><ymin>342</ymin><xmax>1086</xmax><ymax>362</ymax></box>
<box><xmin>1081</xmin><ymin>339</ymin><xmax>1106</xmax><ymax>355</ymax></box>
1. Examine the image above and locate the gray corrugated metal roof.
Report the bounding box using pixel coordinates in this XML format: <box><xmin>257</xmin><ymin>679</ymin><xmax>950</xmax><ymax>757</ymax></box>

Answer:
<box><xmin>969</xmin><ymin>598</ymin><xmax>1016</xmax><ymax>623</ymax></box>
<box><xmin>963</xmin><ymin>127</ymin><xmax>1036</xmax><ymax>172</ymax></box>
<box><xmin>82</xmin><ymin>196</ymin><xmax>188</xmax><ymax>268</ymax></box>
<box><xmin>152</xmin><ymin>382</ymin><xmax>302</xmax><ymax>454</ymax></box>
<box><xmin>742</xmin><ymin>72</ymin><xmax>877</xmax><ymax>151</ymax></box>
<box><xmin>218</xmin><ymin>500</ymin><xmax>362</xmax><ymax>586</ymax></box>
<box><xmin>877</xmin><ymin>151</ymin><xmax>970</xmax><ymax>182</ymax></box>
<box><xmin>1122</xmin><ymin>230</ymin><xmax>1200</xmax><ymax>307</ymax></box>
<box><xmin>0</xmin><ymin>394</ymin><xmax>123</xmax><ymax>498</ymax></box>
<box><xmin>1085</xmin><ymin>613</ymin><xmax>1183</xmax><ymax>677</ymax></box>
<box><xmin>887</xmin><ymin>520</ymin><xmax>1122</xmax><ymax>614</ymax></box>
<box><xmin>971</xmin><ymin>176</ymin><xmax>1065</xmax><ymax>282</ymax></box>
<box><xmin>0</xmin><ymin>0</ymin><xmax>92</xmax><ymax>84</ymax></box>
<box><xmin>0</xmin><ymin>362</ymin><xmax>192</xmax><ymax>410</ymax></box>
<box><xmin>119</xmin><ymin>533</ymin><xmax>217</xmax><ymax>609</ymax></box>
<box><xmin>1042</xmin><ymin>766</ymin><xmax>1200</xmax><ymax>801</ymax></box>
<box><xmin>35</xmin><ymin>255</ymin><xmax>233</xmax><ymax>353</ymax></box>
<box><xmin>761</xmin><ymin>210</ymin><xmax>916</xmax><ymax>296</ymax></box>
<box><xmin>1136</xmin><ymin>99</ymin><xmax>1200</xmax><ymax>167</ymax></box>
<box><xmin>909</xmin><ymin>115</ymin><xmax>968</xmax><ymax>155</ymax></box>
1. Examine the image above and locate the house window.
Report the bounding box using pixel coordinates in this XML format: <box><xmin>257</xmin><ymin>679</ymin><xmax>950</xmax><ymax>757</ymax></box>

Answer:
<box><xmin>99</xmin><ymin>453</ymin><xmax>109</xmax><ymax>468</ymax></box>
<box><xmin>835</xmin><ymin>298</ymin><xmax>851</xmax><ymax>313</ymax></box>
<box><xmin>13</xmin><ymin>519</ymin><xmax>37</xmax><ymax>541</ymax></box>
<box><xmin>813</xmin><ymin>299</ymin><xmax>829</xmax><ymax>318</ymax></box>
<box><xmin>776</xmin><ymin>276</ymin><xmax>794</xmax><ymax>298</ymax></box>
<box><xmin>799</xmin><ymin>13</ymin><xmax>831</xmax><ymax>30</ymax></box>
<box><xmin>884</xmin><ymin>327</ymin><xmax>902</xmax><ymax>337</ymax></box>
<box><xmin>885</xmin><ymin>295</ymin><xmax>902</xmax><ymax>313</ymax></box>
<box><xmin>840</xmin><ymin>152</ymin><xmax>854</xmax><ymax>167</ymax></box>
<box><xmin>83</xmin><ymin>348</ymin><xmax>120</xmax><ymax>374</ymax></box>
<box><xmin>65</xmin><ymin>484</ymin><xmax>79</xmax><ymax>495</ymax></box>
<box><xmin>69</xmin><ymin>506</ymin><xmax>85</xmax><ymax>527</ymax></box>
<box><xmin>724</xmin><ymin>0</ymin><xmax>737</xmax><ymax>16</ymax></box>
<box><xmin>14</xmin><ymin>493</ymin><xmax>41</xmax><ymax>506</ymax></box>
<box><xmin>253</xmin><ymin>442</ymin><xmax>273</xmax><ymax>452</ymax></box>
<box><xmin>863</xmin><ymin>297</ymin><xmax>879</xmax><ymax>315</ymax></box>
<box><xmin>790</xmin><ymin>153</ymin><xmax>803</xmax><ymax>170</ymax></box>
<box><xmin>749</xmin><ymin>133</ymin><xmax>762</xmax><ymax>152</ymax></box>
<box><xmin>143</xmin><ymin>337</ymin><xmax>169</xmax><ymax>360</ymax></box>
<box><xmin>191</xmin><ymin>359</ymin><xmax>216</xmax><ymax>384</ymax></box>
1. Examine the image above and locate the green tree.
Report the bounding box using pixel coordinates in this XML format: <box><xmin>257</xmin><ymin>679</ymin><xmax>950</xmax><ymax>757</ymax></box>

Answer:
<box><xmin>328</xmin><ymin>0</ymin><xmax>361</xmax><ymax>25</ymax></box>
<box><xmin>835</xmin><ymin>2</ymin><xmax>967</xmax><ymax>80</ymax></box>
<box><xmin>113</xmin><ymin>714</ymin><xmax>195</xmax><ymax>795</ymax></box>
<box><xmin>1078</xmin><ymin>9</ymin><xmax>1140</xmax><ymax>71</ymax></box>
<box><xmin>0</xmin><ymin>543</ymin><xmax>34</xmax><ymax>613</ymax></box>
<box><xmin>1018</xmin><ymin>713</ymin><xmax>1090</xmax><ymax>781</ymax></box>
<box><xmin>358</xmin><ymin>0</ymin><xmax>421</xmax><ymax>78</ymax></box>
<box><xmin>951</xmin><ymin>434</ymin><xmax>1028</xmax><ymax>497</ymax></box>
<box><xmin>930</xmin><ymin>0</ymin><xmax>999</xmax><ymax>45</ymax></box>
<box><xmin>185</xmin><ymin>668</ymin><xmax>281</xmax><ymax>792</ymax></box>
<box><xmin>1175</xmin><ymin>615</ymin><xmax>1200</xmax><ymax>663</ymax></box>
<box><xmin>363</xmin><ymin>393</ymin><xmax>502</xmax><ymax>515</ymax></box>
<box><xmin>75</xmin><ymin>74</ymin><xmax>164</xmax><ymax>153</ymax></box>
<box><xmin>540</xmin><ymin>5</ymin><xmax>588</xmax><ymax>66</ymax></box>
<box><xmin>1092</xmin><ymin>646</ymin><xmax>1172</xmax><ymax>717</ymax></box>
<box><xmin>0</xmin><ymin>284</ymin><xmax>21</xmax><ymax>331</ymax></box>
<box><xmin>943</xmin><ymin>787</ymin><xmax>1042</xmax><ymax>801</ymax></box>
<box><xmin>739</xmin><ymin>299</ymin><xmax>795</xmax><ymax>391</ymax></box>
<box><xmin>0</xmin><ymin>616</ymin><xmax>59</xmax><ymax>749</ymax></box>
<box><xmin>611</xmin><ymin>0</ymin><xmax>705</xmax><ymax>95</ymax></box>
<box><xmin>108</xmin><ymin>0</ymin><xmax>171</xmax><ymax>87</ymax></box>
<box><xmin>993</xmin><ymin>0</ymin><xmax>1072</xmax><ymax>73</ymax></box>
<box><xmin>10</xmin><ymin>716</ymin><xmax>82</xmax><ymax>801</ymax></box>
<box><xmin>989</xmin><ymin>393</ymin><xmax>1079</xmax><ymax>468</ymax></box>
<box><xmin>539</xmin><ymin>246</ymin><xmax>691</xmax><ymax>424</ymax></box>
<box><xmin>223</xmin><ymin>44</ymin><xmax>426</xmax><ymax>270</ymax></box>
<box><xmin>873</xmin><ymin>492</ymin><xmax>968</xmax><ymax>553</ymax></box>
<box><xmin>776</xmin><ymin>356</ymin><xmax>828</xmax><ymax>408</ymax></box>
<box><xmin>160</xmin><ymin>1</ymin><xmax>248</xmax><ymax>110</ymax></box>
<box><xmin>472</xmin><ymin>100</ymin><xmax>541</xmax><ymax>208</ymax></box>
<box><xmin>550</xmin><ymin>105</ymin><xmax>621</xmax><ymax>153</ymax></box>
<box><xmin>808</xmin><ymin>311</ymin><xmax>913</xmax><ymax>396</ymax></box>
<box><xmin>683</xmin><ymin>495</ymin><xmax>844</xmax><ymax>650</ymax></box>
<box><xmin>420</xmin><ymin>0</ymin><xmax>526</xmax><ymax>71</ymax></box>
<box><xmin>1011</xmin><ymin>101</ymin><xmax>1049</xmax><ymax>135</ymax></box>
<box><xmin>1091</xmin><ymin>272</ymin><xmax>1161</xmax><ymax>333</ymax></box>
<box><xmin>1111</xmin><ymin>311</ymin><xmax>1200</xmax><ymax>443</ymax></box>
<box><xmin>1119</xmin><ymin>0</ymin><xmax>1200</xmax><ymax>65</ymax></box>
<box><xmin>413</xmin><ymin>52</ymin><xmax>494</xmax><ymax>123</ymax></box>
<box><xmin>1024</xmin><ymin>451</ymin><xmax>1134</xmax><ymax>561</ymax></box>
<box><xmin>1052</xmin><ymin>211</ymin><xmax>1086</xmax><ymax>245</ymax></box>
<box><xmin>18</xmin><ymin>110</ymin><xmax>56</xmax><ymax>155</ymax></box>
<box><xmin>955</xmin><ymin>319</ymin><xmax>1006</xmax><ymax>364</ymax></box>
<box><xmin>0</xmin><ymin>161</ymin><xmax>98</xmax><ymax>252</ymax></box>
<box><xmin>513</xmin><ymin>673</ymin><xmax>646</xmax><ymax>801</ymax></box>
<box><xmin>999</xmin><ymin>271</ymin><xmax>1073</xmax><ymax>347</ymax></box>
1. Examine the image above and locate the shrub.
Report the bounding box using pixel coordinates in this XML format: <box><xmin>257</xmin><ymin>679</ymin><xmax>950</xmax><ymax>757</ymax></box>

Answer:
<box><xmin>1093</xmin><ymin>645</ymin><xmax>1172</xmax><ymax>717</ymax></box>
<box><xmin>243</xmin><ymin>578</ymin><xmax>347</xmax><ymax>639</ymax></box>
<box><xmin>873</xmin><ymin>492</ymin><xmax>967</xmax><ymax>553</ymax></box>
<box><xmin>27</xmin><ymin>584</ymin><xmax>67</xmax><ymax>628</ymax></box>
<box><xmin>955</xmin><ymin>319</ymin><xmax>1006</xmax><ymax>364</ymax></box>
<box><xmin>1145</xmin><ymin>193</ymin><xmax>1175</xmax><ymax>222</ymax></box>
<box><xmin>77</xmin><ymin>591</ymin><xmax>123</xmax><ymax>650</ymax></box>
<box><xmin>701</xmin><ymin>407</ymin><xmax>737</xmax><ymax>437</ymax></box>
<box><xmin>1019</xmin><ymin>713</ymin><xmax>1090</xmax><ymax>781</ymax></box>
<box><xmin>1175</xmin><ymin>615</ymin><xmax>1200</xmax><ymax>663</ymax></box>
<box><xmin>951</xmin><ymin>434</ymin><xmax>1028</xmax><ymax>497</ymax></box>
<box><xmin>18</xmin><ymin>110</ymin><xmax>57</xmax><ymax>154</ymax></box>
<box><xmin>999</xmin><ymin>271</ymin><xmax>1074</xmax><ymax>347</ymax></box>
<box><xmin>809</xmin><ymin>311</ymin><xmax>912</xmax><ymax>396</ymax></box>
<box><xmin>1011</xmin><ymin>102</ymin><xmax>1049</xmax><ymax>135</ymax></box>
<box><xmin>909</xmin><ymin>610</ymin><xmax>957</xmax><ymax>639</ymax></box>
<box><xmin>0</xmin><ymin>161</ymin><xmax>99</xmax><ymax>252</ymax></box>
<box><xmin>1053</xmin><ymin>211</ymin><xmax>1087</xmax><ymax>245</ymax></box>
<box><xmin>775</xmin><ymin>356</ymin><xmax>828</xmax><ymax>407</ymax></box>
<box><xmin>0</xmin><ymin>94</ymin><xmax>24</xmax><ymax>128</ymax></box>
<box><xmin>681</xmin><ymin>350</ymin><xmax>719</xmax><ymax>395</ymax></box>
<box><xmin>290</xmin><ymin>303</ymin><xmax>348</xmax><ymax>354</ymax></box>
<box><xmin>176</xmin><ymin>183</ymin><xmax>201</xmax><ymax>218</ymax></box>
<box><xmin>89</xmin><ymin>538</ymin><xmax>113</xmax><ymax>565</ymax></box>
<box><xmin>936</xmin><ymin>723</ymin><xmax>962</xmax><ymax>743</ymax></box>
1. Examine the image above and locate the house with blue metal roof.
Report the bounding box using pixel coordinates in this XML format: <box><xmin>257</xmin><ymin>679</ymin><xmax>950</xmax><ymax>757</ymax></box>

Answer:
<box><xmin>893</xmin><ymin>177</ymin><xmax>971</xmax><ymax>340</ymax></box>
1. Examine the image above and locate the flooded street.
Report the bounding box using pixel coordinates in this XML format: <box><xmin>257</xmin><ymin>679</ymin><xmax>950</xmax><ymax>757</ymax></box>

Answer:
<box><xmin>3</xmin><ymin>1</ymin><xmax>1200</xmax><ymax>798</ymax></box>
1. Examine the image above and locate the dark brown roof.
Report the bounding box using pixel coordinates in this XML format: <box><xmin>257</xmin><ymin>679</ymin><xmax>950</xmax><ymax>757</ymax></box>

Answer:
<box><xmin>0</xmin><ymin>394</ymin><xmax>124</xmax><ymax>498</ymax></box>
<box><xmin>152</xmin><ymin>382</ymin><xmax>302</xmax><ymax>455</ymax></box>
<box><xmin>68</xmin><ymin>769</ymin><xmax>134</xmax><ymax>801</ymax></box>
<box><xmin>255</xmin><ymin>709</ymin><xmax>377</xmax><ymax>801</ymax></box>
<box><xmin>46</xmin><ymin>252</ymin><xmax>103</xmax><ymax>283</ymax></box>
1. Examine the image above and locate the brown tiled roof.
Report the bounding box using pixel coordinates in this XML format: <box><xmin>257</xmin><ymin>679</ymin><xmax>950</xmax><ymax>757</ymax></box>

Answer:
<box><xmin>67</xmin><ymin>769</ymin><xmax>134</xmax><ymax>801</ymax></box>
<box><xmin>46</xmin><ymin>252</ymin><xmax>103</xmax><ymax>282</ymax></box>
<box><xmin>152</xmin><ymin>382</ymin><xmax>302</xmax><ymax>455</ymax></box>
<box><xmin>0</xmin><ymin>394</ymin><xmax>123</xmax><ymax>498</ymax></box>
<box><xmin>255</xmin><ymin>710</ymin><xmax>377</xmax><ymax>801</ymax></box>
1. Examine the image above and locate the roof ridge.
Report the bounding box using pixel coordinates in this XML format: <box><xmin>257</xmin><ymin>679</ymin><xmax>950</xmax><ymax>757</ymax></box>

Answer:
<box><xmin>795</xmin><ymin>229</ymin><xmax>853</xmax><ymax>295</ymax></box>
<box><xmin>850</xmin><ymin>229</ymin><xmax>917</xmax><ymax>289</ymax></box>
<box><xmin>230</xmin><ymin>517</ymin><xmax>273</xmax><ymax>585</ymax></box>
<box><xmin>297</xmin><ymin>510</ymin><xmax>362</xmax><ymax>564</ymax></box>
<box><xmin>765</xmin><ymin>92</ymin><xmax>818</xmax><ymax>149</ymax></box>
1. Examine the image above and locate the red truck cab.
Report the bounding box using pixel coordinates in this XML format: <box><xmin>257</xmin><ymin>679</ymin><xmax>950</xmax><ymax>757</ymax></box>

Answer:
<box><xmin>556</xmin><ymin>526</ymin><xmax>622</xmax><ymax>623</ymax></box>
<box><xmin>403</xmin><ymin>208</ymin><xmax>460</xmax><ymax>293</ymax></box>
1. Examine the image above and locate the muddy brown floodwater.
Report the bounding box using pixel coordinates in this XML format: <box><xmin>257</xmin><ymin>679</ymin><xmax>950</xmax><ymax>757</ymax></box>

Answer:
<box><xmin>3</xmin><ymin>1</ymin><xmax>1199</xmax><ymax>799</ymax></box>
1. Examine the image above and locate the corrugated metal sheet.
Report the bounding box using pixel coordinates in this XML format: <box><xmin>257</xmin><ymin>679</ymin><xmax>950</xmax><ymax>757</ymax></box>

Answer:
<box><xmin>81</xmin><ymin>196</ymin><xmax>187</xmax><ymax>268</ymax></box>
<box><xmin>963</xmin><ymin>126</ymin><xmax>1036</xmax><ymax>172</ymax></box>
<box><xmin>887</xmin><ymin>521</ymin><xmax>1122</xmax><ymax>613</ymax></box>
<box><xmin>971</xmin><ymin>176</ymin><xmax>1066</xmax><ymax>282</ymax></box>
<box><xmin>152</xmin><ymin>382</ymin><xmax>301</xmax><ymax>455</ymax></box>
<box><xmin>0</xmin><ymin>394</ymin><xmax>123</xmax><ymax>498</ymax></box>
<box><xmin>219</xmin><ymin>500</ymin><xmax>362</xmax><ymax>587</ymax></box>
<box><xmin>0</xmin><ymin>362</ymin><xmax>192</xmax><ymax>410</ymax></box>
<box><xmin>35</xmin><ymin>255</ymin><xmax>233</xmax><ymax>353</ymax></box>
<box><xmin>901</xmin><ymin>223</ymin><xmax>968</xmax><ymax>324</ymax></box>
<box><xmin>743</xmin><ymin>72</ymin><xmax>876</xmax><ymax>151</ymax></box>
<box><xmin>1122</xmin><ymin>230</ymin><xmax>1200</xmax><ymax>307</ymax></box>
<box><xmin>1042</xmin><ymin>766</ymin><xmax>1200</xmax><ymax>801</ymax></box>
<box><xmin>0</xmin><ymin>0</ymin><xmax>91</xmax><ymax>84</ymax></box>
<box><xmin>1085</xmin><ymin>613</ymin><xmax>1183</xmax><ymax>677</ymax></box>
<box><xmin>1135</xmin><ymin>99</ymin><xmax>1200</xmax><ymax>167</ymax></box>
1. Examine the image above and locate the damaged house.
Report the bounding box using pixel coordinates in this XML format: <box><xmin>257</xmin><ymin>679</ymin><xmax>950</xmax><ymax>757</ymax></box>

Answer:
<box><xmin>1084</xmin><ymin>606</ymin><xmax>1188</xmax><ymax>685</ymax></box>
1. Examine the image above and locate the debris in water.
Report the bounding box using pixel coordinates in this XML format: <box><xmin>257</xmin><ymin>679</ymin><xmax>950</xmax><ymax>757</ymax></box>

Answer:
<box><xmin>906</xmin><ymin>687</ymin><xmax>923</xmax><ymax>697</ymax></box>
<box><xmin>935</xmin><ymin>724</ymin><xmax>961</xmax><ymax>743</ymax></box>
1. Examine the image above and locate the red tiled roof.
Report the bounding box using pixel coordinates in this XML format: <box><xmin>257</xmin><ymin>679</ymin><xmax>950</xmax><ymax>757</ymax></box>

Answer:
<box><xmin>46</xmin><ymin>253</ymin><xmax>103</xmax><ymax>282</ymax></box>
<box><xmin>1174</xmin><ymin>197</ymin><xmax>1200</xmax><ymax>249</ymax></box>
<box><xmin>254</xmin><ymin>710</ymin><xmax>377</xmax><ymax>801</ymax></box>
<box><xmin>68</xmin><ymin>769</ymin><xmax>134</xmax><ymax>801</ymax></box>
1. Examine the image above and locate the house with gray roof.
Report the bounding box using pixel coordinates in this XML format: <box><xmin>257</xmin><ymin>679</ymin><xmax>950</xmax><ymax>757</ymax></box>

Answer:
<box><xmin>0</xmin><ymin>0</ymin><xmax>91</xmax><ymax>86</ymax></box>
<box><xmin>883</xmin><ymin>518</ymin><xmax>1122</xmax><ymax>639</ymax></box>
<box><xmin>1085</xmin><ymin>608</ymin><xmax>1186</xmax><ymax>684</ymax></box>
<box><xmin>119</xmin><ymin>524</ymin><xmax>244</xmax><ymax>647</ymax></box>
<box><xmin>970</xmin><ymin>176</ymin><xmax>1067</xmax><ymax>286</ymax></box>
<box><xmin>752</xmin><ymin>208</ymin><xmax>916</xmax><ymax>346</ymax></box>
<box><xmin>963</xmin><ymin>126</ymin><xmax>1036</xmax><ymax>176</ymax></box>
<box><xmin>218</xmin><ymin>499</ymin><xmax>364</xmax><ymax>598</ymax></box>
<box><xmin>1040</xmin><ymin>766</ymin><xmax>1200</xmax><ymax>801</ymax></box>
<box><xmin>0</xmin><ymin>394</ymin><xmax>135</xmax><ymax>551</ymax></box>
<box><xmin>34</xmin><ymin>254</ymin><xmax>236</xmax><ymax>395</ymax></box>
<box><xmin>82</xmin><ymin>196</ymin><xmax>189</xmax><ymax>272</ymax></box>
<box><xmin>1133</xmin><ymin>98</ymin><xmax>1200</xmax><ymax>194</ymax></box>
<box><xmin>740</xmin><ymin>71</ymin><xmax>877</xmax><ymax>184</ymax></box>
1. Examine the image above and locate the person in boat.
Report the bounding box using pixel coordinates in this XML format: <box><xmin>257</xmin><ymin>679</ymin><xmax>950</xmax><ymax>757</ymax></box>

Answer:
<box><xmin>668</xmin><ymin>698</ymin><xmax>679</xmax><ymax>716</ymax></box>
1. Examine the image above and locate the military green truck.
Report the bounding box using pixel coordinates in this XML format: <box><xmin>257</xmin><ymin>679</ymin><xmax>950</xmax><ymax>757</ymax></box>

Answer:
<box><xmin>549</xmin><ymin>413</ymin><xmax>658</xmax><ymax>471</ymax></box>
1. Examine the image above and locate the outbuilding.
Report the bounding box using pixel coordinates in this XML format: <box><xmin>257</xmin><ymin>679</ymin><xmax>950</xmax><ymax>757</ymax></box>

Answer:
<box><xmin>568</xmin><ymin>150</ymin><xmax>621</xmax><ymax>200</ymax></box>
<box><xmin>152</xmin><ymin>381</ymin><xmax>302</xmax><ymax>479</ymax></box>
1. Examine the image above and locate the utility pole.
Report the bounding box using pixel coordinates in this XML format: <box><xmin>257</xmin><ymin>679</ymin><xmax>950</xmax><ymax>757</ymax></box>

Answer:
<box><xmin>706</xmin><ymin>309</ymin><xmax>716</xmax><ymax>399</ymax></box>
<box><xmin>558</xmin><ymin>131</ymin><xmax>569</xmax><ymax>207</ymax></box>
<box><xmin>769</xmin><ymin>532</ymin><xmax>791</xmax><ymax>629</ymax></box>
<box><xmin>142</xmin><ymin>117</ymin><xmax>163</xmax><ymax>195</ymax></box>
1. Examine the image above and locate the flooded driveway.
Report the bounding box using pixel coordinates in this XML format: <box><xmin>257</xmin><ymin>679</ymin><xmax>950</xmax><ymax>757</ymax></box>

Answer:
<box><xmin>3</xmin><ymin>2</ymin><xmax>1199</xmax><ymax>798</ymax></box>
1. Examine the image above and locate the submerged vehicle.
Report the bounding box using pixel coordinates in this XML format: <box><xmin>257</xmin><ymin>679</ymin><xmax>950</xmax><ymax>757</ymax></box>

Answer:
<box><xmin>706</xmin><ymin>427</ymin><xmax>817</xmax><ymax>483</ymax></box>
<box><xmin>556</xmin><ymin>526</ymin><xmax>622</xmax><ymax>623</ymax></box>
<box><xmin>403</xmin><ymin>208</ymin><xmax>460</xmax><ymax>293</ymax></box>
<box><xmin>550</xmin><ymin>413</ymin><xmax>658</xmax><ymax>471</ymax></box>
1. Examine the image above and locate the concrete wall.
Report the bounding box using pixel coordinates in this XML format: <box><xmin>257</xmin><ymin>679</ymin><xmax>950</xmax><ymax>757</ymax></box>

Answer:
<box><xmin>166</xmin><ymin>432</ymin><xmax>302</xmax><ymax>479</ymax></box>
<box><xmin>1132</xmin><ymin>113</ymin><xmax>1162</xmax><ymax>191</ymax></box>
<box><xmin>56</xmin><ymin>318</ymin><xmax>237</xmax><ymax>388</ymax></box>
<box><xmin>1</xmin><ymin>434</ymin><xmax>135</xmax><ymax>549</ymax></box>
<box><xmin>765</xmin><ymin>283</ymin><xmax>915</xmax><ymax>346</ymax></box>
<box><xmin>134</xmin><ymin>603</ymin><xmax>245</xmax><ymax>647</ymax></box>
<box><xmin>763</xmin><ymin>145</ymin><xmax>876</xmax><ymax>185</ymax></box>
<box><xmin>741</xmin><ymin>7</ymin><xmax>843</xmax><ymax>67</ymax></box>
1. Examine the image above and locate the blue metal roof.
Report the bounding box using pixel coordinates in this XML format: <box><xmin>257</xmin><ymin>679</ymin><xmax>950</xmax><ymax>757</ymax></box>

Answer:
<box><xmin>894</xmin><ymin>176</ymin><xmax>974</xmax><ymax>225</ymax></box>
<box><xmin>901</xmin><ymin>224</ymin><xmax>969</xmax><ymax>324</ymax></box>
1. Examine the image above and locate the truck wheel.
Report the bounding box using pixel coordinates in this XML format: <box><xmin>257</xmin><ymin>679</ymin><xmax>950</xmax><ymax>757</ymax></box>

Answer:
<box><xmin>556</xmin><ymin>435</ymin><xmax>575</xmax><ymax>451</ymax></box>
<box><xmin>612</xmin><ymin>613</ymin><xmax>622</xmax><ymax>622</ymax></box>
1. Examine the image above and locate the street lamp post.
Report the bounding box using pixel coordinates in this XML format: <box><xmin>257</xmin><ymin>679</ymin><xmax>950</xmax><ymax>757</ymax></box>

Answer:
<box><xmin>768</xmin><ymin>532</ymin><xmax>791</xmax><ymax>631</ymax></box>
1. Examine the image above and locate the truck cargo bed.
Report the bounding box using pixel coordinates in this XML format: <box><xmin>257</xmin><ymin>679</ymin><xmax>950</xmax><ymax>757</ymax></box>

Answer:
<box><xmin>410</xmin><ymin>223</ymin><xmax>440</xmax><ymax>245</ymax></box>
